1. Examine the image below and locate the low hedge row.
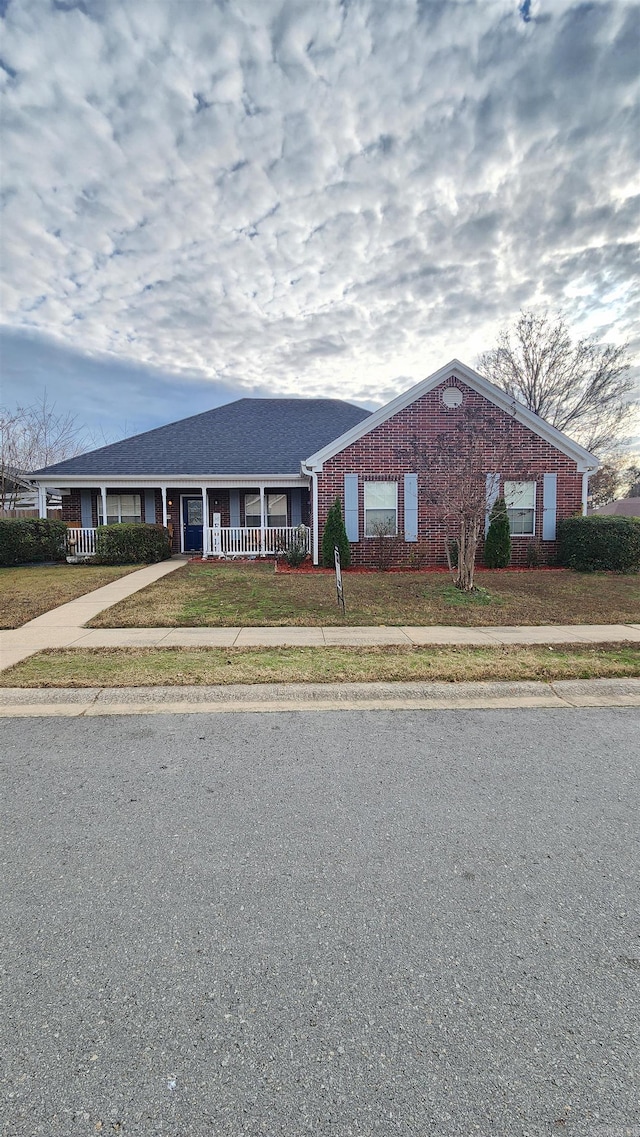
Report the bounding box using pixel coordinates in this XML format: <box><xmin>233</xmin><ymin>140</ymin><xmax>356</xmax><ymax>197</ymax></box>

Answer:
<box><xmin>95</xmin><ymin>523</ymin><xmax>172</xmax><ymax>564</ymax></box>
<box><xmin>0</xmin><ymin>518</ymin><xmax>68</xmax><ymax>566</ymax></box>
<box><xmin>558</xmin><ymin>515</ymin><xmax>640</xmax><ymax>572</ymax></box>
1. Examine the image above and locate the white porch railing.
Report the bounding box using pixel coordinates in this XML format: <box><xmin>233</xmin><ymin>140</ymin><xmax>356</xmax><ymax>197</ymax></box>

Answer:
<box><xmin>66</xmin><ymin>527</ymin><xmax>97</xmax><ymax>556</ymax></box>
<box><xmin>64</xmin><ymin>524</ymin><xmax>310</xmax><ymax>559</ymax></box>
<box><xmin>207</xmin><ymin>525</ymin><xmax>309</xmax><ymax>557</ymax></box>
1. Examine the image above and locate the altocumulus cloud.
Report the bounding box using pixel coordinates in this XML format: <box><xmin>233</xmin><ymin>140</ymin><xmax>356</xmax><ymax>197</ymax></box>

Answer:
<box><xmin>0</xmin><ymin>0</ymin><xmax>638</xmax><ymax>422</ymax></box>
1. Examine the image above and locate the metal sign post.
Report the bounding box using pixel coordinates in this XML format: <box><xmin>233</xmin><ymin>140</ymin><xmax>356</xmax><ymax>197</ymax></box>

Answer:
<box><xmin>334</xmin><ymin>545</ymin><xmax>345</xmax><ymax>616</ymax></box>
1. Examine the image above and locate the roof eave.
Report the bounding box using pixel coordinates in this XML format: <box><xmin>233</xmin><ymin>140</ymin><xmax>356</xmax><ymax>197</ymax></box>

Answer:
<box><xmin>28</xmin><ymin>472</ymin><xmax>311</xmax><ymax>484</ymax></box>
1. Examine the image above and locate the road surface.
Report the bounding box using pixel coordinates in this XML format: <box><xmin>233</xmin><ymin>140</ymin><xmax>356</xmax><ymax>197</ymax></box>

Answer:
<box><xmin>2</xmin><ymin>708</ymin><xmax>639</xmax><ymax>1136</ymax></box>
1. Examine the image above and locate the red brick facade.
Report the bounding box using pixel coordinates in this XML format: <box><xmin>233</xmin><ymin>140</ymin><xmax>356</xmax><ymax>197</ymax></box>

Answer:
<box><xmin>316</xmin><ymin>378</ymin><xmax>584</xmax><ymax>567</ymax></box>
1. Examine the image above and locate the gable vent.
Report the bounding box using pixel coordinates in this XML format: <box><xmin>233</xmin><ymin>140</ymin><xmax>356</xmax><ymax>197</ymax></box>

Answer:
<box><xmin>442</xmin><ymin>387</ymin><xmax>463</xmax><ymax>409</ymax></box>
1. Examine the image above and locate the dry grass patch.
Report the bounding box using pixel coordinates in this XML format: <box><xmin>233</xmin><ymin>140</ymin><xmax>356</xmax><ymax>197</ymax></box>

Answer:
<box><xmin>2</xmin><ymin>643</ymin><xmax>638</xmax><ymax>688</ymax></box>
<box><xmin>88</xmin><ymin>562</ymin><xmax>640</xmax><ymax>629</ymax></box>
<box><xmin>0</xmin><ymin>564</ymin><xmax>141</xmax><ymax>628</ymax></box>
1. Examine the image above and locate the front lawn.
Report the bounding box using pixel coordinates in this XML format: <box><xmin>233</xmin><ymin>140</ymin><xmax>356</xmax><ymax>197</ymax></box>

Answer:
<box><xmin>0</xmin><ymin>564</ymin><xmax>141</xmax><ymax>628</ymax></box>
<box><xmin>1</xmin><ymin>643</ymin><xmax>638</xmax><ymax>687</ymax></box>
<box><xmin>87</xmin><ymin>562</ymin><xmax>640</xmax><ymax>628</ymax></box>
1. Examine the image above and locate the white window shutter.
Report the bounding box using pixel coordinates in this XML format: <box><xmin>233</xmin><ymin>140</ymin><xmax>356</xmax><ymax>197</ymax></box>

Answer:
<box><xmin>404</xmin><ymin>473</ymin><xmax>418</xmax><ymax>541</ymax></box>
<box><xmin>80</xmin><ymin>490</ymin><xmax>93</xmax><ymax>528</ymax></box>
<box><xmin>344</xmin><ymin>474</ymin><xmax>359</xmax><ymax>541</ymax></box>
<box><xmin>144</xmin><ymin>489</ymin><xmax>156</xmax><ymax>523</ymax></box>
<box><xmin>542</xmin><ymin>473</ymin><xmax>557</xmax><ymax>540</ymax></box>
<box><xmin>485</xmin><ymin>473</ymin><xmax>500</xmax><ymax>535</ymax></box>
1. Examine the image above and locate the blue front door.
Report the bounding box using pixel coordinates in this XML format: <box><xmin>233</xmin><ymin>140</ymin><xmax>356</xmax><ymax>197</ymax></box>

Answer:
<box><xmin>183</xmin><ymin>497</ymin><xmax>203</xmax><ymax>551</ymax></box>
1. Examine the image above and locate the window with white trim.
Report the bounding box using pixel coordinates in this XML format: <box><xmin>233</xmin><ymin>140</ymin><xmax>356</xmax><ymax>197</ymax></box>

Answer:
<box><xmin>97</xmin><ymin>493</ymin><xmax>142</xmax><ymax>525</ymax></box>
<box><xmin>504</xmin><ymin>481</ymin><xmax>536</xmax><ymax>535</ymax></box>
<box><xmin>266</xmin><ymin>493</ymin><xmax>287</xmax><ymax>527</ymax></box>
<box><xmin>364</xmin><ymin>481</ymin><xmax>398</xmax><ymax>536</ymax></box>
<box><xmin>244</xmin><ymin>492</ymin><xmax>288</xmax><ymax>528</ymax></box>
<box><xmin>244</xmin><ymin>493</ymin><xmax>261</xmax><ymax>527</ymax></box>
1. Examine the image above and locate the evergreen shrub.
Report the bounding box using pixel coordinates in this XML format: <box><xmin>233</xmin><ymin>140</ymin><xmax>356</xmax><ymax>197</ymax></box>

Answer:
<box><xmin>0</xmin><ymin>518</ymin><xmax>68</xmax><ymax>566</ymax></box>
<box><xmin>95</xmin><ymin>523</ymin><xmax>171</xmax><ymax>565</ymax></box>
<box><xmin>484</xmin><ymin>496</ymin><xmax>511</xmax><ymax>568</ymax></box>
<box><xmin>321</xmin><ymin>498</ymin><xmax>351</xmax><ymax>568</ymax></box>
<box><xmin>557</xmin><ymin>515</ymin><xmax>640</xmax><ymax>572</ymax></box>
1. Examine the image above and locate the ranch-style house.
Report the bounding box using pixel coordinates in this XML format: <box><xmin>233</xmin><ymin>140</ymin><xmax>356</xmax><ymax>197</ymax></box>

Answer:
<box><xmin>31</xmin><ymin>359</ymin><xmax>599</xmax><ymax>567</ymax></box>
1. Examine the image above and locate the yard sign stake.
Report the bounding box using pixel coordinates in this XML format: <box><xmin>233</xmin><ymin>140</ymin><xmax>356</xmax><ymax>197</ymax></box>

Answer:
<box><xmin>334</xmin><ymin>545</ymin><xmax>345</xmax><ymax>616</ymax></box>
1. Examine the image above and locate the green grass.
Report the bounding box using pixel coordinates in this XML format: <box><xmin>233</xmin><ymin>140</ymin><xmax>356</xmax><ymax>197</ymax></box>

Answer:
<box><xmin>2</xmin><ymin>643</ymin><xmax>638</xmax><ymax>688</ymax></box>
<box><xmin>440</xmin><ymin>584</ymin><xmax>494</xmax><ymax>607</ymax></box>
<box><xmin>87</xmin><ymin>562</ymin><xmax>640</xmax><ymax>628</ymax></box>
<box><xmin>0</xmin><ymin>563</ymin><xmax>141</xmax><ymax>628</ymax></box>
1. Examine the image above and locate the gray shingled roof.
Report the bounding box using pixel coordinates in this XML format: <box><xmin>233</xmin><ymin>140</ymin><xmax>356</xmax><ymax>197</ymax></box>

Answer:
<box><xmin>33</xmin><ymin>398</ymin><xmax>371</xmax><ymax>477</ymax></box>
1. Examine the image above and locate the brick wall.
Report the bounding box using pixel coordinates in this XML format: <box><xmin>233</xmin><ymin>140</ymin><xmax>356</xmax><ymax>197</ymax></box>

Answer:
<box><xmin>61</xmin><ymin>491</ymin><xmax>82</xmax><ymax>525</ymax></box>
<box><xmin>317</xmin><ymin>378</ymin><xmax>584</xmax><ymax>567</ymax></box>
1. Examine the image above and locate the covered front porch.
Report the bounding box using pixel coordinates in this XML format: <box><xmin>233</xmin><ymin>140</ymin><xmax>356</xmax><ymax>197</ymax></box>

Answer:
<box><xmin>49</xmin><ymin>478</ymin><xmax>311</xmax><ymax>560</ymax></box>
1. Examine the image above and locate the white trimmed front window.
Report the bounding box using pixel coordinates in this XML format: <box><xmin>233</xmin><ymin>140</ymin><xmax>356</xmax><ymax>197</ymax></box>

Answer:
<box><xmin>97</xmin><ymin>493</ymin><xmax>142</xmax><ymax>525</ymax></box>
<box><xmin>244</xmin><ymin>493</ymin><xmax>288</xmax><ymax>528</ymax></box>
<box><xmin>364</xmin><ymin>481</ymin><xmax>398</xmax><ymax>536</ymax></box>
<box><xmin>504</xmin><ymin>481</ymin><xmax>536</xmax><ymax>535</ymax></box>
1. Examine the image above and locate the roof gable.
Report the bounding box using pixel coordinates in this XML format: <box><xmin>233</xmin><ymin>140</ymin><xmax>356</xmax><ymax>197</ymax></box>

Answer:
<box><xmin>302</xmin><ymin>359</ymin><xmax>599</xmax><ymax>472</ymax></box>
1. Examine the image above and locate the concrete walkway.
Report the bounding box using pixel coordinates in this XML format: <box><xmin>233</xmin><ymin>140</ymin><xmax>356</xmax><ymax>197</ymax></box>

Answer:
<box><xmin>1</xmin><ymin>554</ymin><xmax>639</xmax><ymax>672</ymax></box>
<box><xmin>0</xmin><ymin>557</ymin><xmax>186</xmax><ymax>670</ymax></box>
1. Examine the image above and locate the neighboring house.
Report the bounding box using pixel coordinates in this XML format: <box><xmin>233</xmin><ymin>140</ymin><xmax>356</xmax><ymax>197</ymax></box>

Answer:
<box><xmin>30</xmin><ymin>359</ymin><xmax>599</xmax><ymax>566</ymax></box>
<box><xmin>591</xmin><ymin>498</ymin><xmax>640</xmax><ymax>517</ymax></box>
<box><xmin>0</xmin><ymin>466</ymin><xmax>61</xmax><ymax>515</ymax></box>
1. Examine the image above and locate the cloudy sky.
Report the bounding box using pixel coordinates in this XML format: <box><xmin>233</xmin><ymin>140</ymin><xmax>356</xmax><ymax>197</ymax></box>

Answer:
<box><xmin>1</xmin><ymin>0</ymin><xmax>638</xmax><ymax>439</ymax></box>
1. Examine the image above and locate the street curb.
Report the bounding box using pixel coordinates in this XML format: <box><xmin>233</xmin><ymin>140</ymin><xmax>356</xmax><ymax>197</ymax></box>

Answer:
<box><xmin>0</xmin><ymin>678</ymin><xmax>638</xmax><ymax>717</ymax></box>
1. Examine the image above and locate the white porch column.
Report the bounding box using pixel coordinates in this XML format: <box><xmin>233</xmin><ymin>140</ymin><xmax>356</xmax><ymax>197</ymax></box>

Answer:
<box><xmin>312</xmin><ymin>472</ymin><xmax>319</xmax><ymax>565</ymax></box>
<box><xmin>259</xmin><ymin>483</ymin><xmax>266</xmax><ymax>556</ymax></box>
<box><xmin>37</xmin><ymin>484</ymin><xmax>47</xmax><ymax>519</ymax></box>
<box><xmin>201</xmin><ymin>486</ymin><xmax>209</xmax><ymax>558</ymax></box>
<box><xmin>100</xmin><ymin>485</ymin><xmax>108</xmax><ymax>526</ymax></box>
<box><xmin>161</xmin><ymin>485</ymin><xmax>168</xmax><ymax>529</ymax></box>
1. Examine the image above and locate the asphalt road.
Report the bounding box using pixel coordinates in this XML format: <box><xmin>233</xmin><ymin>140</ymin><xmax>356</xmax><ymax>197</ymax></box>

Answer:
<box><xmin>1</xmin><ymin>709</ymin><xmax>639</xmax><ymax>1137</ymax></box>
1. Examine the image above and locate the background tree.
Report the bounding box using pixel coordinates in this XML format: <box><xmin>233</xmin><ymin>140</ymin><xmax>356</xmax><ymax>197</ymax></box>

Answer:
<box><xmin>587</xmin><ymin>462</ymin><xmax>622</xmax><ymax>510</ymax></box>
<box><xmin>484</xmin><ymin>496</ymin><xmax>511</xmax><ymax>568</ymax></box>
<box><xmin>478</xmin><ymin>310</ymin><xmax>635</xmax><ymax>456</ymax></box>
<box><xmin>0</xmin><ymin>392</ymin><xmax>89</xmax><ymax>509</ymax></box>
<box><xmin>408</xmin><ymin>408</ymin><xmax>531</xmax><ymax>591</ymax></box>
<box><xmin>321</xmin><ymin>497</ymin><xmax>351</xmax><ymax>568</ymax></box>
<box><xmin>624</xmin><ymin>463</ymin><xmax>640</xmax><ymax>498</ymax></box>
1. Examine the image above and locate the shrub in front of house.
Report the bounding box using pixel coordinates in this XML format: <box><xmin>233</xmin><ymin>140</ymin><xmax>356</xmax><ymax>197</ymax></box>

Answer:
<box><xmin>281</xmin><ymin>524</ymin><xmax>309</xmax><ymax>567</ymax></box>
<box><xmin>0</xmin><ymin>518</ymin><xmax>68</xmax><ymax>566</ymax></box>
<box><xmin>484</xmin><ymin>496</ymin><xmax>511</xmax><ymax>568</ymax></box>
<box><xmin>95</xmin><ymin>523</ymin><xmax>172</xmax><ymax>565</ymax></box>
<box><xmin>368</xmin><ymin>517</ymin><xmax>399</xmax><ymax>571</ymax></box>
<box><xmin>558</xmin><ymin>515</ymin><xmax>640</xmax><ymax>572</ymax></box>
<box><xmin>322</xmin><ymin>498</ymin><xmax>351</xmax><ymax>568</ymax></box>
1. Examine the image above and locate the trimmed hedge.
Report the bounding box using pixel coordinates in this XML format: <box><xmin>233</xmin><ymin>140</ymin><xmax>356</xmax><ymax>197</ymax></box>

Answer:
<box><xmin>558</xmin><ymin>515</ymin><xmax>640</xmax><ymax>573</ymax></box>
<box><xmin>0</xmin><ymin>518</ymin><xmax>68</xmax><ymax>566</ymax></box>
<box><xmin>95</xmin><ymin>523</ymin><xmax>172</xmax><ymax>565</ymax></box>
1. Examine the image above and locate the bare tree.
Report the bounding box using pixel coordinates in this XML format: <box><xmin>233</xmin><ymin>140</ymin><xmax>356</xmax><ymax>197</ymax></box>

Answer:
<box><xmin>478</xmin><ymin>311</ymin><xmax>635</xmax><ymax>456</ymax></box>
<box><xmin>405</xmin><ymin>408</ymin><xmax>532</xmax><ymax>592</ymax></box>
<box><xmin>587</xmin><ymin>462</ymin><xmax>622</xmax><ymax>509</ymax></box>
<box><xmin>0</xmin><ymin>392</ymin><xmax>90</xmax><ymax>510</ymax></box>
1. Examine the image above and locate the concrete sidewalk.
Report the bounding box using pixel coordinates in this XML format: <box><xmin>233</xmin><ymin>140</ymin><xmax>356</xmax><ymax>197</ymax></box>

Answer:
<box><xmin>1</xmin><ymin>557</ymin><xmax>186</xmax><ymax>670</ymax></box>
<box><xmin>1</xmin><ymin>552</ymin><xmax>639</xmax><ymax>672</ymax></box>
